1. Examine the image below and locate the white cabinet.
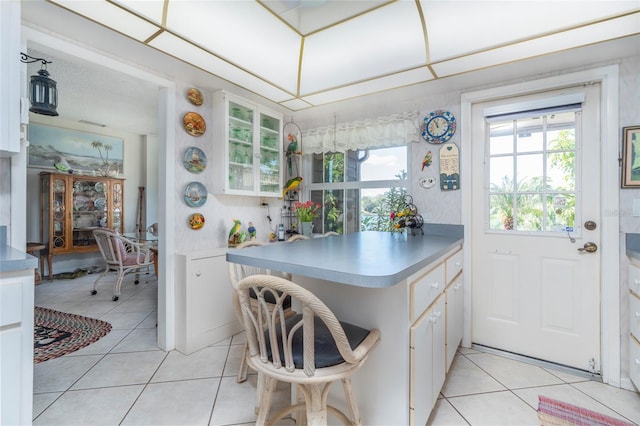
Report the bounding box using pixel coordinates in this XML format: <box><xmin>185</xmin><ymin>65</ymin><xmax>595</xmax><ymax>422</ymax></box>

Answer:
<box><xmin>409</xmin><ymin>246</ymin><xmax>463</xmax><ymax>424</ymax></box>
<box><xmin>0</xmin><ymin>1</ymin><xmax>21</xmax><ymax>155</ymax></box>
<box><xmin>445</xmin><ymin>272</ymin><xmax>464</xmax><ymax>371</ymax></box>
<box><xmin>410</xmin><ymin>295</ymin><xmax>445</xmax><ymax>426</ymax></box>
<box><xmin>630</xmin><ymin>264</ymin><xmax>640</xmax><ymax>389</ymax></box>
<box><xmin>175</xmin><ymin>249</ymin><xmax>243</xmax><ymax>354</ymax></box>
<box><xmin>211</xmin><ymin>91</ymin><xmax>283</xmax><ymax>197</ymax></box>
<box><xmin>1</xmin><ymin>269</ymin><xmax>34</xmax><ymax>425</ymax></box>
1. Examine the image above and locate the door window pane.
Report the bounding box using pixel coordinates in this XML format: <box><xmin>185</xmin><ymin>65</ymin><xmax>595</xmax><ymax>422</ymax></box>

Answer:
<box><xmin>487</xmin><ymin>111</ymin><xmax>577</xmax><ymax>234</ymax></box>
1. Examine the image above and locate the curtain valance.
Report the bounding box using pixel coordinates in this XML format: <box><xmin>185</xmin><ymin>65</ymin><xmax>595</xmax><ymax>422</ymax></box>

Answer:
<box><xmin>300</xmin><ymin>111</ymin><xmax>421</xmax><ymax>154</ymax></box>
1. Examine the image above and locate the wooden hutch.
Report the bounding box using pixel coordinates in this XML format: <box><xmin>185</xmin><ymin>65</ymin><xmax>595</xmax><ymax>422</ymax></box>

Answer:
<box><xmin>40</xmin><ymin>172</ymin><xmax>124</xmax><ymax>279</ymax></box>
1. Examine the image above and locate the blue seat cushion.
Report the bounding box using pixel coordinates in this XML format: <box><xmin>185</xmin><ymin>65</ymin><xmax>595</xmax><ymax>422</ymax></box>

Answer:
<box><xmin>267</xmin><ymin>314</ymin><xmax>371</xmax><ymax>369</ymax></box>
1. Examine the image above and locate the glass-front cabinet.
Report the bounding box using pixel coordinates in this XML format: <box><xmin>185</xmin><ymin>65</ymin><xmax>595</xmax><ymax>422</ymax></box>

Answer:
<box><xmin>212</xmin><ymin>91</ymin><xmax>282</xmax><ymax>196</ymax></box>
<box><xmin>40</xmin><ymin>172</ymin><xmax>125</xmax><ymax>278</ymax></box>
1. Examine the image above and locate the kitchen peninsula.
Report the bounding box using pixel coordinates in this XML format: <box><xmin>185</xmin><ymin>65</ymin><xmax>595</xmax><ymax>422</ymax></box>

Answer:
<box><xmin>227</xmin><ymin>225</ymin><xmax>464</xmax><ymax>425</ymax></box>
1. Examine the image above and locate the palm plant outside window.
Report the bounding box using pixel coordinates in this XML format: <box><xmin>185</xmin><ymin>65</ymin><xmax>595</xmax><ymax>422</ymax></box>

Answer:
<box><xmin>487</xmin><ymin>110</ymin><xmax>577</xmax><ymax>233</ymax></box>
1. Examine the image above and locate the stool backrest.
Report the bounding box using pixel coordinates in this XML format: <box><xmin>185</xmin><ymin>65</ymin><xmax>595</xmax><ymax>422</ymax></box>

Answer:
<box><xmin>236</xmin><ymin>274</ymin><xmax>362</xmax><ymax>377</ymax></box>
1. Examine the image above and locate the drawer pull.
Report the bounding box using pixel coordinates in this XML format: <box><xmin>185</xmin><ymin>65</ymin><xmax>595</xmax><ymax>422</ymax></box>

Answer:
<box><xmin>635</xmin><ymin>312</ymin><xmax>640</xmax><ymax>319</ymax></box>
<box><xmin>454</xmin><ymin>282</ymin><xmax>462</xmax><ymax>291</ymax></box>
<box><xmin>431</xmin><ymin>282</ymin><xmax>440</xmax><ymax>289</ymax></box>
<box><xmin>635</xmin><ymin>279</ymin><xmax>640</xmax><ymax>285</ymax></box>
<box><xmin>195</xmin><ymin>271</ymin><xmax>201</xmax><ymax>277</ymax></box>
<box><xmin>635</xmin><ymin>359</ymin><xmax>640</xmax><ymax>366</ymax></box>
<box><xmin>455</xmin><ymin>261</ymin><xmax>461</xmax><ymax>268</ymax></box>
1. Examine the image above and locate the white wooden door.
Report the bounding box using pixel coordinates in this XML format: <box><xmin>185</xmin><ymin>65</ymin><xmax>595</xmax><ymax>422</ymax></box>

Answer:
<box><xmin>471</xmin><ymin>85</ymin><xmax>602</xmax><ymax>372</ymax></box>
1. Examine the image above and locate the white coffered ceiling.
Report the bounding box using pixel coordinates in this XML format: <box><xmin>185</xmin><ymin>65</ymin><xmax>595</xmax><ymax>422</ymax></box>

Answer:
<box><xmin>42</xmin><ymin>0</ymin><xmax>640</xmax><ymax>111</ymax></box>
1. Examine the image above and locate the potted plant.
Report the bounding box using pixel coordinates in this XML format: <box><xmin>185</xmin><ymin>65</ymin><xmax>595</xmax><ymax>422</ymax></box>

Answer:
<box><xmin>294</xmin><ymin>200</ymin><xmax>320</xmax><ymax>237</ymax></box>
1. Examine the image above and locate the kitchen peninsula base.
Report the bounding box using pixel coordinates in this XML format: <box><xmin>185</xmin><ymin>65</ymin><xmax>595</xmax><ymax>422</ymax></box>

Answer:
<box><xmin>226</xmin><ymin>228</ymin><xmax>464</xmax><ymax>424</ymax></box>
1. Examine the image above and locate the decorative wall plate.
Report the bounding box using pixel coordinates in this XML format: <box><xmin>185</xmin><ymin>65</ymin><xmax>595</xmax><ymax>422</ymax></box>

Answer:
<box><xmin>421</xmin><ymin>110</ymin><xmax>456</xmax><ymax>144</ymax></box>
<box><xmin>189</xmin><ymin>213</ymin><xmax>205</xmax><ymax>230</ymax></box>
<box><xmin>94</xmin><ymin>197</ymin><xmax>106</xmax><ymax>211</ymax></box>
<box><xmin>184</xmin><ymin>181</ymin><xmax>207</xmax><ymax>207</ymax></box>
<box><xmin>183</xmin><ymin>147</ymin><xmax>207</xmax><ymax>173</ymax></box>
<box><xmin>187</xmin><ymin>88</ymin><xmax>203</xmax><ymax>106</ymax></box>
<box><xmin>183</xmin><ymin>112</ymin><xmax>206</xmax><ymax>136</ymax></box>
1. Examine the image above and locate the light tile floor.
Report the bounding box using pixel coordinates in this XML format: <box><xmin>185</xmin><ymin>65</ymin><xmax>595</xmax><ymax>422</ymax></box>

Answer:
<box><xmin>33</xmin><ymin>274</ymin><xmax>640</xmax><ymax>425</ymax></box>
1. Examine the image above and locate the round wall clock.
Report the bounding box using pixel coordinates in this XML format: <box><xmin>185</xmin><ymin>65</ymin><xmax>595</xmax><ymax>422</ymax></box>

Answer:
<box><xmin>421</xmin><ymin>110</ymin><xmax>456</xmax><ymax>144</ymax></box>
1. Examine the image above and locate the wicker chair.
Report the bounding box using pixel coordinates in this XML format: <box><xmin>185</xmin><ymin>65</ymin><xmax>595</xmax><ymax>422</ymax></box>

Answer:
<box><xmin>235</xmin><ymin>274</ymin><xmax>380</xmax><ymax>425</ymax></box>
<box><xmin>228</xmin><ymin>240</ymin><xmax>293</xmax><ymax>384</ymax></box>
<box><xmin>286</xmin><ymin>234</ymin><xmax>310</xmax><ymax>242</ymax></box>
<box><xmin>92</xmin><ymin>229</ymin><xmax>154</xmax><ymax>301</ymax></box>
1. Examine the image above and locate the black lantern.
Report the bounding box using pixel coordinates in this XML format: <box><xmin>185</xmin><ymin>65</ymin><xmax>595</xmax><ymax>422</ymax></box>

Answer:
<box><xmin>20</xmin><ymin>53</ymin><xmax>59</xmax><ymax>116</ymax></box>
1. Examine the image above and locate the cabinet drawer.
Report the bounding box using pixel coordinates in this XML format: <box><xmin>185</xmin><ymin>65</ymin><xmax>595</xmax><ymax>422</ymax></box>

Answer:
<box><xmin>410</xmin><ymin>263</ymin><xmax>445</xmax><ymax>321</ymax></box>
<box><xmin>631</xmin><ymin>292</ymin><xmax>640</xmax><ymax>341</ymax></box>
<box><xmin>631</xmin><ymin>335</ymin><xmax>640</xmax><ymax>390</ymax></box>
<box><xmin>629</xmin><ymin>265</ymin><xmax>640</xmax><ymax>296</ymax></box>
<box><xmin>446</xmin><ymin>249</ymin><xmax>463</xmax><ymax>284</ymax></box>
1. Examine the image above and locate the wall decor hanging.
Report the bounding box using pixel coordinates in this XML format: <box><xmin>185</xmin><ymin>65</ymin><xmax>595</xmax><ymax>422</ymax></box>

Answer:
<box><xmin>189</xmin><ymin>213</ymin><xmax>205</xmax><ymax>230</ymax></box>
<box><xmin>187</xmin><ymin>88</ymin><xmax>203</xmax><ymax>106</ymax></box>
<box><xmin>421</xmin><ymin>110</ymin><xmax>456</xmax><ymax>144</ymax></box>
<box><xmin>183</xmin><ymin>111</ymin><xmax>206</xmax><ymax>136</ymax></box>
<box><xmin>184</xmin><ymin>181</ymin><xmax>207</xmax><ymax>207</ymax></box>
<box><xmin>28</xmin><ymin>123</ymin><xmax>124</xmax><ymax>175</ymax></box>
<box><xmin>621</xmin><ymin>125</ymin><xmax>640</xmax><ymax>188</ymax></box>
<box><xmin>182</xmin><ymin>147</ymin><xmax>207</xmax><ymax>173</ymax></box>
<box><xmin>421</xmin><ymin>151</ymin><xmax>432</xmax><ymax>170</ymax></box>
<box><xmin>419</xmin><ymin>177</ymin><xmax>436</xmax><ymax>189</ymax></box>
<box><xmin>439</xmin><ymin>143</ymin><xmax>460</xmax><ymax>190</ymax></box>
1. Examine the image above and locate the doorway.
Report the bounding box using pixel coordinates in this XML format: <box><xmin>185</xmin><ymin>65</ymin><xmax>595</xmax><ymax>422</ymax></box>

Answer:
<box><xmin>461</xmin><ymin>66</ymin><xmax>621</xmax><ymax>385</ymax></box>
<box><xmin>470</xmin><ymin>85</ymin><xmax>601</xmax><ymax>372</ymax></box>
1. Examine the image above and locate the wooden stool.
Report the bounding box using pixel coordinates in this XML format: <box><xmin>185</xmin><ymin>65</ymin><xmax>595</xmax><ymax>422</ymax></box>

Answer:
<box><xmin>26</xmin><ymin>242</ymin><xmax>46</xmax><ymax>284</ymax></box>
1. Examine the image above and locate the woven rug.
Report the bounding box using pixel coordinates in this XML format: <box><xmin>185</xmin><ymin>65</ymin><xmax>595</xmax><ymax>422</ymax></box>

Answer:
<box><xmin>538</xmin><ymin>395</ymin><xmax>635</xmax><ymax>426</ymax></box>
<box><xmin>34</xmin><ymin>307</ymin><xmax>112</xmax><ymax>364</ymax></box>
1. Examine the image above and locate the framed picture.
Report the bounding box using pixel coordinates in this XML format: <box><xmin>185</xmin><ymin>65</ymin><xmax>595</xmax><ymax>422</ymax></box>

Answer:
<box><xmin>28</xmin><ymin>123</ymin><xmax>124</xmax><ymax>174</ymax></box>
<box><xmin>621</xmin><ymin>126</ymin><xmax>640</xmax><ymax>188</ymax></box>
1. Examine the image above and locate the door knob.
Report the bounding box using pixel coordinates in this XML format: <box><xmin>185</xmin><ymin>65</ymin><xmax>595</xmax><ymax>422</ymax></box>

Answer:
<box><xmin>578</xmin><ymin>242</ymin><xmax>598</xmax><ymax>253</ymax></box>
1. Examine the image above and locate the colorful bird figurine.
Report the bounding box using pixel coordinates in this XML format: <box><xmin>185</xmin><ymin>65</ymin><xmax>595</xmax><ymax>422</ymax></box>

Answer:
<box><xmin>247</xmin><ymin>222</ymin><xmax>256</xmax><ymax>240</ymax></box>
<box><xmin>228</xmin><ymin>218</ymin><xmax>241</xmax><ymax>240</ymax></box>
<box><xmin>286</xmin><ymin>133</ymin><xmax>299</xmax><ymax>176</ymax></box>
<box><xmin>282</xmin><ymin>176</ymin><xmax>302</xmax><ymax>198</ymax></box>
<box><xmin>422</xmin><ymin>151</ymin><xmax>432</xmax><ymax>171</ymax></box>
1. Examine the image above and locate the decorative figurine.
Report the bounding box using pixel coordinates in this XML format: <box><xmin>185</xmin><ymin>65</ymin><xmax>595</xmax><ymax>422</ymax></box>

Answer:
<box><xmin>286</xmin><ymin>133</ymin><xmax>299</xmax><ymax>176</ymax></box>
<box><xmin>247</xmin><ymin>222</ymin><xmax>256</xmax><ymax>240</ymax></box>
<box><xmin>390</xmin><ymin>195</ymin><xmax>424</xmax><ymax>235</ymax></box>
<box><xmin>228</xmin><ymin>218</ymin><xmax>242</xmax><ymax>247</ymax></box>
<box><xmin>282</xmin><ymin>176</ymin><xmax>302</xmax><ymax>198</ymax></box>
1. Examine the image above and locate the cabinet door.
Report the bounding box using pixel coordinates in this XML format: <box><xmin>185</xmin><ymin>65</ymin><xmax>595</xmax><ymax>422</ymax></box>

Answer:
<box><xmin>71</xmin><ymin>178</ymin><xmax>105</xmax><ymax>249</ymax></box>
<box><xmin>410</xmin><ymin>308</ymin><xmax>433</xmax><ymax>426</ymax></box>
<box><xmin>110</xmin><ymin>179</ymin><xmax>124</xmax><ymax>232</ymax></box>
<box><xmin>228</xmin><ymin>99</ymin><xmax>256</xmax><ymax>192</ymax></box>
<box><xmin>258</xmin><ymin>111</ymin><xmax>281</xmax><ymax>194</ymax></box>
<box><xmin>445</xmin><ymin>274</ymin><xmax>464</xmax><ymax>371</ymax></box>
<box><xmin>431</xmin><ymin>296</ymin><xmax>446</xmax><ymax>407</ymax></box>
<box><xmin>631</xmin><ymin>335</ymin><xmax>640</xmax><ymax>390</ymax></box>
<box><xmin>410</xmin><ymin>294</ymin><xmax>445</xmax><ymax>425</ymax></box>
<box><xmin>48</xmin><ymin>175</ymin><xmax>70</xmax><ymax>253</ymax></box>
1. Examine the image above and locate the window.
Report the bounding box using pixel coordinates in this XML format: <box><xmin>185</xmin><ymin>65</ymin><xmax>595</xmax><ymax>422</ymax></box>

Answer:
<box><xmin>487</xmin><ymin>110</ymin><xmax>578</xmax><ymax>233</ymax></box>
<box><xmin>305</xmin><ymin>146</ymin><xmax>408</xmax><ymax>234</ymax></box>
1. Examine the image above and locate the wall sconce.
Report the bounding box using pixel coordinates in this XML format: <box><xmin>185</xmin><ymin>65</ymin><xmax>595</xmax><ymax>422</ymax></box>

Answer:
<box><xmin>20</xmin><ymin>52</ymin><xmax>58</xmax><ymax>116</ymax></box>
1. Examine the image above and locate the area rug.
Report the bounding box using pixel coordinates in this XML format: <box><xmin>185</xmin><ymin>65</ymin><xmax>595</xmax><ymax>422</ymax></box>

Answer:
<box><xmin>34</xmin><ymin>306</ymin><xmax>112</xmax><ymax>364</ymax></box>
<box><xmin>538</xmin><ymin>395</ymin><xmax>635</xmax><ymax>426</ymax></box>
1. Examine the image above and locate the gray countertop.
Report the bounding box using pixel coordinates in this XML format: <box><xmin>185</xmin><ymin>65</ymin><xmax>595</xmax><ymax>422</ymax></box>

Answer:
<box><xmin>626</xmin><ymin>233</ymin><xmax>640</xmax><ymax>263</ymax></box>
<box><xmin>227</xmin><ymin>225</ymin><xmax>463</xmax><ymax>288</ymax></box>
<box><xmin>0</xmin><ymin>245</ymin><xmax>38</xmax><ymax>273</ymax></box>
